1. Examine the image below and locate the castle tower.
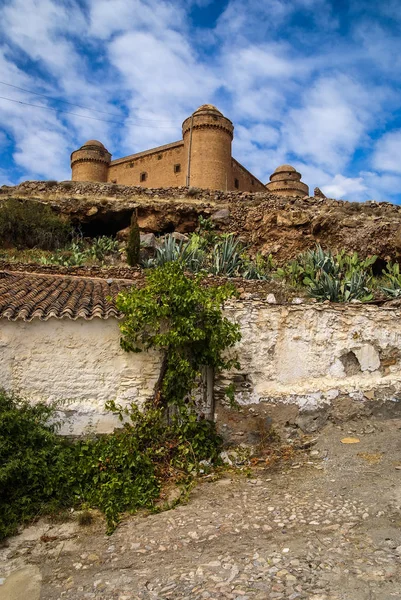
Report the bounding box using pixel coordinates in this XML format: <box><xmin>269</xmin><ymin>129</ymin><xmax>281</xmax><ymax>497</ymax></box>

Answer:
<box><xmin>70</xmin><ymin>140</ymin><xmax>111</xmax><ymax>182</ymax></box>
<box><xmin>266</xmin><ymin>165</ymin><xmax>309</xmax><ymax>197</ymax></box>
<box><xmin>182</xmin><ymin>105</ymin><xmax>234</xmax><ymax>191</ymax></box>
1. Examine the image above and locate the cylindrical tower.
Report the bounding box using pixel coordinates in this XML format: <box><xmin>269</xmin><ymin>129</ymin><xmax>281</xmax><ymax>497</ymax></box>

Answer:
<box><xmin>182</xmin><ymin>105</ymin><xmax>234</xmax><ymax>191</ymax></box>
<box><xmin>70</xmin><ymin>140</ymin><xmax>111</xmax><ymax>182</ymax></box>
<box><xmin>266</xmin><ymin>165</ymin><xmax>309</xmax><ymax>197</ymax></box>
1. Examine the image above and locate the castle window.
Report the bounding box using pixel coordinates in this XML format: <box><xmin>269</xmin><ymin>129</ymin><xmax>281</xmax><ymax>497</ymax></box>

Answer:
<box><xmin>234</xmin><ymin>178</ymin><xmax>239</xmax><ymax>189</ymax></box>
<box><xmin>157</xmin><ymin>154</ymin><xmax>163</xmax><ymax>160</ymax></box>
<box><xmin>174</xmin><ymin>164</ymin><xmax>181</xmax><ymax>173</ymax></box>
<box><xmin>251</xmin><ymin>179</ymin><xmax>255</xmax><ymax>186</ymax></box>
<box><xmin>129</xmin><ymin>162</ymin><xmax>134</xmax><ymax>168</ymax></box>
<box><xmin>140</xmin><ymin>172</ymin><xmax>147</xmax><ymax>182</ymax></box>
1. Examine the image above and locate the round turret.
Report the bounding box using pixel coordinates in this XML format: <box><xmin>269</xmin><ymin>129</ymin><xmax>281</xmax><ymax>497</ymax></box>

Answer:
<box><xmin>182</xmin><ymin>104</ymin><xmax>234</xmax><ymax>190</ymax></box>
<box><xmin>266</xmin><ymin>164</ymin><xmax>309</xmax><ymax>197</ymax></box>
<box><xmin>70</xmin><ymin>140</ymin><xmax>111</xmax><ymax>182</ymax></box>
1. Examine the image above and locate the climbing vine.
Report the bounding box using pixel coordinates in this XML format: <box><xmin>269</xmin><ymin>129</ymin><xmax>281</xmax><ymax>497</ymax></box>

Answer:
<box><xmin>116</xmin><ymin>261</ymin><xmax>242</xmax><ymax>408</ymax></box>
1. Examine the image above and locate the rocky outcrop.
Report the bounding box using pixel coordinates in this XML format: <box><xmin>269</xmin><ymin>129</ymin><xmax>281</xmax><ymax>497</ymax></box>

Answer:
<box><xmin>314</xmin><ymin>187</ymin><xmax>326</xmax><ymax>198</ymax></box>
<box><xmin>2</xmin><ymin>180</ymin><xmax>401</xmax><ymax>263</ymax></box>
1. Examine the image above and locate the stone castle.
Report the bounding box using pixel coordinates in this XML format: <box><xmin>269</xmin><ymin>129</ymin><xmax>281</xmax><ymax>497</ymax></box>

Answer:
<box><xmin>71</xmin><ymin>104</ymin><xmax>309</xmax><ymax>196</ymax></box>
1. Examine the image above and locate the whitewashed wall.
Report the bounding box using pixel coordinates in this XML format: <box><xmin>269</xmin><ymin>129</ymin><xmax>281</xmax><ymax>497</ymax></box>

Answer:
<box><xmin>1</xmin><ymin>301</ymin><xmax>401</xmax><ymax>435</ymax></box>
<box><xmin>221</xmin><ymin>301</ymin><xmax>401</xmax><ymax>410</ymax></box>
<box><xmin>0</xmin><ymin>319</ymin><xmax>160</xmax><ymax>435</ymax></box>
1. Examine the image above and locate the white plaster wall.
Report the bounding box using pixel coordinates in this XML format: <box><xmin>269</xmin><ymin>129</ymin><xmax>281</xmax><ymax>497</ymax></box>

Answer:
<box><xmin>0</xmin><ymin>319</ymin><xmax>160</xmax><ymax>435</ymax></box>
<box><xmin>2</xmin><ymin>302</ymin><xmax>401</xmax><ymax>434</ymax></box>
<box><xmin>222</xmin><ymin>301</ymin><xmax>401</xmax><ymax>411</ymax></box>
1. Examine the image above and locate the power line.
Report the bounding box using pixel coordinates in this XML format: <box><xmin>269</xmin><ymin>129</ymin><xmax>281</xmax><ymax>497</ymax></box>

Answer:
<box><xmin>0</xmin><ymin>95</ymin><xmax>178</xmax><ymax>129</ymax></box>
<box><xmin>0</xmin><ymin>80</ymin><xmax>175</xmax><ymax>124</ymax></box>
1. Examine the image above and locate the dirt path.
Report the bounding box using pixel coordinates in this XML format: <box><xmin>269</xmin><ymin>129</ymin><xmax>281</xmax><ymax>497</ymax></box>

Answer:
<box><xmin>1</xmin><ymin>416</ymin><xmax>401</xmax><ymax>600</ymax></box>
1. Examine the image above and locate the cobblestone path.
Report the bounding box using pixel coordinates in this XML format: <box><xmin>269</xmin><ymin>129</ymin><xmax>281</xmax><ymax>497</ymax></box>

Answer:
<box><xmin>1</xmin><ymin>417</ymin><xmax>401</xmax><ymax>600</ymax></box>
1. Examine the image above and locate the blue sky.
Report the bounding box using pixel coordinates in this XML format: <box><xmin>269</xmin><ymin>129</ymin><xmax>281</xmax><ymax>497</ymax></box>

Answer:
<box><xmin>1</xmin><ymin>0</ymin><xmax>401</xmax><ymax>202</ymax></box>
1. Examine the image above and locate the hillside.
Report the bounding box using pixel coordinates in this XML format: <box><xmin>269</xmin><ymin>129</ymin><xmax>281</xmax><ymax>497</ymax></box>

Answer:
<box><xmin>2</xmin><ymin>180</ymin><xmax>401</xmax><ymax>265</ymax></box>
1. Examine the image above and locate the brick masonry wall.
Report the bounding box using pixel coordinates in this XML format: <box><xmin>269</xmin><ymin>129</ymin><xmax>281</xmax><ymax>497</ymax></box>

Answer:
<box><xmin>232</xmin><ymin>159</ymin><xmax>266</xmax><ymax>192</ymax></box>
<box><xmin>183</xmin><ymin>126</ymin><xmax>232</xmax><ymax>190</ymax></box>
<box><xmin>107</xmin><ymin>144</ymin><xmax>186</xmax><ymax>188</ymax></box>
<box><xmin>71</xmin><ymin>160</ymin><xmax>109</xmax><ymax>183</ymax></box>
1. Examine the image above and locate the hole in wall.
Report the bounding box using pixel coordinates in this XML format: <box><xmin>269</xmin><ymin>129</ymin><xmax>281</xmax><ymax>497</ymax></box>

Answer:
<box><xmin>371</xmin><ymin>257</ymin><xmax>388</xmax><ymax>277</ymax></box>
<box><xmin>76</xmin><ymin>209</ymin><xmax>134</xmax><ymax>238</ymax></box>
<box><xmin>340</xmin><ymin>351</ymin><xmax>362</xmax><ymax>376</ymax></box>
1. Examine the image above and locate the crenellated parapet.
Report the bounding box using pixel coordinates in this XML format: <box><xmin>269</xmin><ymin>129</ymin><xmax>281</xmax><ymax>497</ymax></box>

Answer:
<box><xmin>182</xmin><ymin>105</ymin><xmax>234</xmax><ymax>190</ymax></box>
<box><xmin>266</xmin><ymin>164</ymin><xmax>309</xmax><ymax>197</ymax></box>
<box><xmin>70</xmin><ymin>140</ymin><xmax>111</xmax><ymax>182</ymax></box>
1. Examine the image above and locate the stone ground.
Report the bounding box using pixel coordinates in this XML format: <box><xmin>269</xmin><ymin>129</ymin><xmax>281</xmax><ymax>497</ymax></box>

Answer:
<box><xmin>1</xmin><ymin>416</ymin><xmax>401</xmax><ymax>600</ymax></box>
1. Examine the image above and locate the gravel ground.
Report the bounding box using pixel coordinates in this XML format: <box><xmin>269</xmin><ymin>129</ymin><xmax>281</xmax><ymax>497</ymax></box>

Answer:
<box><xmin>1</xmin><ymin>416</ymin><xmax>401</xmax><ymax>600</ymax></box>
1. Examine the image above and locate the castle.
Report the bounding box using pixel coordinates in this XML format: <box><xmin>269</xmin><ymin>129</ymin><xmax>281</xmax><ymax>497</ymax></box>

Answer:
<box><xmin>70</xmin><ymin>104</ymin><xmax>309</xmax><ymax>196</ymax></box>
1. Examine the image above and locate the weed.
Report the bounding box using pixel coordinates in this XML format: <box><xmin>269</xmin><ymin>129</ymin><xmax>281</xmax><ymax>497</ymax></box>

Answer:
<box><xmin>0</xmin><ymin>198</ymin><xmax>71</xmax><ymax>250</ymax></box>
<box><xmin>77</xmin><ymin>510</ymin><xmax>94</xmax><ymax>527</ymax></box>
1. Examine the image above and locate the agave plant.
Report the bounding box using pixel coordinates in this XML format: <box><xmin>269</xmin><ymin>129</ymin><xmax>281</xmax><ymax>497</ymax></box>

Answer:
<box><xmin>211</xmin><ymin>235</ymin><xmax>243</xmax><ymax>276</ymax></box>
<box><xmin>154</xmin><ymin>235</ymin><xmax>181</xmax><ymax>266</ymax></box>
<box><xmin>381</xmin><ymin>261</ymin><xmax>401</xmax><ymax>298</ymax></box>
<box><xmin>88</xmin><ymin>236</ymin><xmax>119</xmax><ymax>261</ymax></box>
<box><xmin>306</xmin><ymin>270</ymin><xmax>373</xmax><ymax>302</ymax></box>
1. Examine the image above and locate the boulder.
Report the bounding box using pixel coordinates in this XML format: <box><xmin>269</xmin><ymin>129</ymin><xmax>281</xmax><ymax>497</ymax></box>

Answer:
<box><xmin>211</xmin><ymin>208</ymin><xmax>230</xmax><ymax>224</ymax></box>
<box><xmin>140</xmin><ymin>233</ymin><xmax>157</xmax><ymax>248</ymax></box>
<box><xmin>116</xmin><ymin>226</ymin><xmax>130</xmax><ymax>241</ymax></box>
<box><xmin>171</xmin><ymin>232</ymin><xmax>189</xmax><ymax>242</ymax></box>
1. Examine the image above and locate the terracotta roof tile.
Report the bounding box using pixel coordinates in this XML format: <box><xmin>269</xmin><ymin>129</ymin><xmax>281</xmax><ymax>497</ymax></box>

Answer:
<box><xmin>0</xmin><ymin>271</ymin><xmax>133</xmax><ymax>321</ymax></box>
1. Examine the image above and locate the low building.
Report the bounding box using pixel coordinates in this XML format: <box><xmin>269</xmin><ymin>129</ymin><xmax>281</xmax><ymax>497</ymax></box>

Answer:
<box><xmin>70</xmin><ymin>104</ymin><xmax>309</xmax><ymax>195</ymax></box>
<box><xmin>2</xmin><ymin>268</ymin><xmax>400</xmax><ymax>439</ymax></box>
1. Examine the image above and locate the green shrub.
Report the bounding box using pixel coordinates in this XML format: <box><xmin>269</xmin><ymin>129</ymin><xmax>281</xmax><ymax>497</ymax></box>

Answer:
<box><xmin>0</xmin><ymin>391</ymin><xmax>74</xmax><ymax>539</ymax></box>
<box><xmin>126</xmin><ymin>211</ymin><xmax>140</xmax><ymax>266</ymax></box>
<box><xmin>0</xmin><ymin>390</ymin><xmax>223</xmax><ymax>538</ymax></box>
<box><xmin>0</xmin><ymin>198</ymin><xmax>71</xmax><ymax>250</ymax></box>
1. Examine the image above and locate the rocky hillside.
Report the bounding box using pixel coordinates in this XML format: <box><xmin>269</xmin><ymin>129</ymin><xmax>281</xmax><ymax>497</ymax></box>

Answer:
<box><xmin>2</xmin><ymin>180</ymin><xmax>401</xmax><ymax>263</ymax></box>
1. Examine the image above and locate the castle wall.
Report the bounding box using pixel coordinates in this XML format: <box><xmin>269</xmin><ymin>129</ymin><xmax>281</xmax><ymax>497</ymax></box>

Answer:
<box><xmin>183</xmin><ymin>125</ymin><xmax>232</xmax><ymax>191</ymax></box>
<box><xmin>71</xmin><ymin>161</ymin><xmax>109</xmax><ymax>183</ymax></box>
<box><xmin>232</xmin><ymin>159</ymin><xmax>266</xmax><ymax>192</ymax></box>
<box><xmin>107</xmin><ymin>142</ymin><xmax>185</xmax><ymax>188</ymax></box>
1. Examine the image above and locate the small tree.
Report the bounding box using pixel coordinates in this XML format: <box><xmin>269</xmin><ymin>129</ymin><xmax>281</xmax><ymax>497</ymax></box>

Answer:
<box><xmin>116</xmin><ymin>262</ymin><xmax>241</xmax><ymax>409</ymax></box>
<box><xmin>126</xmin><ymin>210</ymin><xmax>140</xmax><ymax>266</ymax></box>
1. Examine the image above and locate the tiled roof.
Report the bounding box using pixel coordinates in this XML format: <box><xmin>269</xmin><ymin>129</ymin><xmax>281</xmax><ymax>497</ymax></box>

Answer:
<box><xmin>0</xmin><ymin>271</ymin><xmax>133</xmax><ymax>321</ymax></box>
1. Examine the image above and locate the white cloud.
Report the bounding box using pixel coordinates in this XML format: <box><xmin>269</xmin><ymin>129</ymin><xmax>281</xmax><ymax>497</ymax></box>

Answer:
<box><xmin>372</xmin><ymin>130</ymin><xmax>401</xmax><ymax>174</ymax></box>
<box><xmin>282</xmin><ymin>75</ymin><xmax>383</xmax><ymax>171</ymax></box>
<box><xmin>321</xmin><ymin>174</ymin><xmax>367</xmax><ymax>199</ymax></box>
<box><xmin>107</xmin><ymin>28</ymin><xmax>219</xmax><ymax>152</ymax></box>
<box><xmin>88</xmin><ymin>0</ymin><xmax>183</xmax><ymax>40</ymax></box>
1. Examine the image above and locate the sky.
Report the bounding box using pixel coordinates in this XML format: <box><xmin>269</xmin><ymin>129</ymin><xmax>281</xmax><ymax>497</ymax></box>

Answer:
<box><xmin>1</xmin><ymin>0</ymin><xmax>401</xmax><ymax>202</ymax></box>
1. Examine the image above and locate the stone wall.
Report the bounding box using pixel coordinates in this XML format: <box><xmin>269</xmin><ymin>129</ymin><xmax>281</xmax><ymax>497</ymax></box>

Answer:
<box><xmin>2</xmin><ymin>299</ymin><xmax>401</xmax><ymax>437</ymax></box>
<box><xmin>0</xmin><ymin>318</ymin><xmax>160</xmax><ymax>435</ymax></box>
<box><xmin>216</xmin><ymin>300</ymin><xmax>401</xmax><ymax>439</ymax></box>
<box><xmin>232</xmin><ymin>159</ymin><xmax>266</xmax><ymax>192</ymax></box>
<box><xmin>107</xmin><ymin>142</ymin><xmax>185</xmax><ymax>188</ymax></box>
